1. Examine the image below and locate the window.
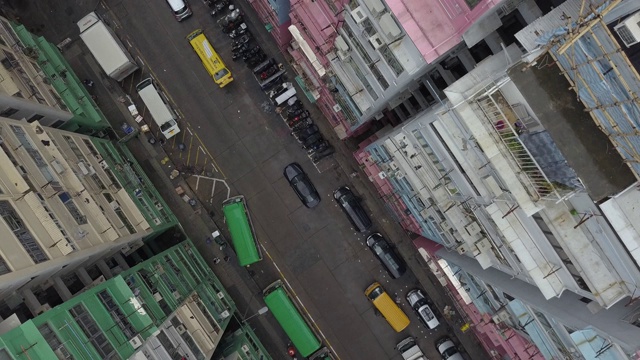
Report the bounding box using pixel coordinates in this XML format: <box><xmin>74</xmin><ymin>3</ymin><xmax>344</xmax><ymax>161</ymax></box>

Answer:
<box><xmin>103</xmin><ymin>194</ymin><xmax>135</xmax><ymax>234</ymax></box>
<box><xmin>27</xmin><ymin>114</ymin><xmax>44</xmax><ymax>123</ymax></box>
<box><xmin>69</xmin><ymin>304</ymin><xmax>117</xmax><ymax>359</ymax></box>
<box><xmin>38</xmin><ymin>323</ymin><xmax>74</xmax><ymax>359</ymax></box>
<box><xmin>98</xmin><ymin>290</ymin><xmax>137</xmax><ymax>339</ymax></box>
<box><xmin>82</xmin><ymin>139</ymin><xmax>100</xmax><ymax>157</ymax></box>
<box><xmin>379</xmin><ymin>45</ymin><xmax>404</xmax><ymax>76</ymax></box>
<box><xmin>62</xmin><ymin>136</ymin><xmax>85</xmax><ymax>159</ymax></box>
<box><xmin>0</xmin><ymin>107</ymin><xmax>18</xmax><ymax>117</ymax></box>
<box><xmin>0</xmin><ymin>254</ymin><xmax>10</xmax><ymax>275</ymax></box>
<box><xmin>51</xmin><ymin>120</ymin><xmax>65</xmax><ymax>128</ymax></box>
<box><xmin>10</xmin><ymin>125</ymin><xmax>59</xmax><ymax>185</ymax></box>
<box><xmin>58</xmin><ymin>192</ymin><xmax>87</xmax><ymax>225</ymax></box>
<box><xmin>0</xmin><ymin>200</ymin><xmax>49</xmax><ymax>263</ymax></box>
<box><xmin>346</xmin><ymin>59</ymin><xmax>378</xmax><ymax>101</ymax></box>
<box><xmin>36</xmin><ymin>192</ymin><xmax>76</xmax><ymax>251</ymax></box>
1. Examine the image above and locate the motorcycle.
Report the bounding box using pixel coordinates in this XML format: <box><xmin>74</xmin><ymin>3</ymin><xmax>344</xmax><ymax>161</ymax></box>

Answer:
<box><xmin>252</xmin><ymin>58</ymin><xmax>275</xmax><ymax>74</ymax></box>
<box><xmin>241</xmin><ymin>46</ymin><xmax>262</xmax><ymax>59</ymax></box>
<box><xmin>232</xmin><ymin>34</ymin><xmax>251</xmax><ymax>47</ymax></box>
<box><xmin>246</xmin><ymin>53</ymin><xmax>267</xmax><ymax>67</ymax></box>
<box><xmin>293</xmin><ymin>124</ymin><xmax>319</xmax><ymax>141</ymax></box>
<box><xmin>210</xmin><ymin>0</ymin><xmax>229</xmax><ymax>16</ymax></box>
<box><xmin>303</xmin><ymin>133</ymin><xmax>324</xmax><ymax>149</ymax></box>
<box><xmin>290</xmin><ymin>118</ymin><xmax>313</xmax><ymax>131</ymax></box>
<box><xmin>287</xmin><ymin>108</ymin><xmax>307</xmax><ymax>119</ymax></box>
<box><xmin>311</xmin><ymin>145</ymin><xmax>335</xmax><ymax>163</ymax></box>
<box><xmin>229</xmin><ymin>23</ymin><xmax>248</xmax><ymax>38</ymax></box>
<box><xmin>232</xmin><ymin>43</ymin><xmax>250</xmax><ymax>54</ymax></box>
<box><xmin>259</xmin><ymin>65</ymin><xmax>280</xmax><ymax>80</ymax></box>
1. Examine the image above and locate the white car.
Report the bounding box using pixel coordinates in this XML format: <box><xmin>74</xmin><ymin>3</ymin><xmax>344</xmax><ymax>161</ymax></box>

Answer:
<box><xmin>406</xmin><ymin>289</ymin><xmax>439</xmax><ymax>329</ymax></box>
<box><xmin>435</xmin><ymin>337</ymin><xmax>464</xmax><ymax>360</ymax></box>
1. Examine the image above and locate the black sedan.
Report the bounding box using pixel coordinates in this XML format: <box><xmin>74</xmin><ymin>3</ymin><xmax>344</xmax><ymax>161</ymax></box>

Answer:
<box><xmin>284</xmin><ymin>163</ymin><xmax>321</xmax><ymax>208</ymax></box>
<box><xmin>366</xmin><ymin>233</ymin><xmax>406</xmax><ymax>279</ymax></box>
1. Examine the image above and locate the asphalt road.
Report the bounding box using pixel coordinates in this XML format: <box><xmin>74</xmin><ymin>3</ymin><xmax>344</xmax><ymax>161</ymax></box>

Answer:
<box><xmin>6</xmin><ymin>0</ymin><xmax>487</xmax><ymax>359</ymax></box>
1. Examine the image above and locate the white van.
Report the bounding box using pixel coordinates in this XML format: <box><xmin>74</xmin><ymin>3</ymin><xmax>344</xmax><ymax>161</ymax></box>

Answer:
<box><xmin>166</xmin><ymin>0</ymin><xmax>192</xmax><ymax>21</ymax></box>
<box><xmin>136</xmin><ymin>78</ymin><xmax>180</xmax><ymax>139</ymax></box>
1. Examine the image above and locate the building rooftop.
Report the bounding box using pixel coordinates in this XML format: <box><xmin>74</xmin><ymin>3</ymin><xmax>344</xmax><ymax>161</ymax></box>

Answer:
<box><xmin>507</xmin><ymin>61</ymin><xmax>635</xmax><ymax>201</ymax></box>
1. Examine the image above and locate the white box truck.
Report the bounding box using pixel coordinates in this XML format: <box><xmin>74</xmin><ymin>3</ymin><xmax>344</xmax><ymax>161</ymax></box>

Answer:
<box><xmin>397</xmin><ymin>337</ymin><xmax>428</xmax><ymax>360</ymax></box>
<box><xmin>77</xmin><ymin>12</ymin><xmax>138</xmax><ymax>82</ymax></box>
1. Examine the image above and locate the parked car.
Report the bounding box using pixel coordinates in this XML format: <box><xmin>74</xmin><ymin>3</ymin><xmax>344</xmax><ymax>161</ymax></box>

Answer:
<box><xmin>366</xmin><ymin>233</ymin><xmax>406</xmax><ymax>279</ymax></box>
<box><xmin>165</xmin><ymin>0</ymin><xmax>193</xmax><ymax>21</ymax></box>
<box><xmin>406</xmin><ymin>289</ymin><xmax>440</xmax><ymax>329</ymax></box>
<box><xmin>333</xmin><ymin>186</ymin><xmax>372</xmax><ymax>232</ymax></box>
<box><xmin>284</xmin><ymin>163</ymin><xmax>320</xmax><ymax>208</ymax></box>
<box><xmin>435</xmin><ymin>337</ymin><xmax>464</xmax><ymax>360</ymax></box>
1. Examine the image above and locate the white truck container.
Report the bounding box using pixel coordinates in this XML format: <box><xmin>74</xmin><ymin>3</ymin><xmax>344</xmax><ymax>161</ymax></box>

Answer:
<box><xmin>397</xmin><ymin>337</ymin><xmax>427</xmax><ymax>360</ymax></box>
<box><xmin>77</xmin><ymin>12</ymin><xmax>138</xmax><ymax>82</ymax></box>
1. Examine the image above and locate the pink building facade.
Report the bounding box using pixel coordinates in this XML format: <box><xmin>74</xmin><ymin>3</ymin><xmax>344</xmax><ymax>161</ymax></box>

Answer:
<box><xmin>413</xmin><ymin>237</ymin><xmax>547</xmax><ymax>360</ymax></box>
<box><xmin>387</xmin><ymin>0</ymin><xmax>501</xmax><ymax>62</ymax></box>
<box><xmin>247</xmin><ymin>0</ymin><xmax>514</xmax><ymax>138</ymax></box>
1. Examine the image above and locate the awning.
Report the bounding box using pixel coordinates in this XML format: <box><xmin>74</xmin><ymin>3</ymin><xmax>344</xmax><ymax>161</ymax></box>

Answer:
<box><xmin>288</xmin><ymin>25</ymin><xmax>326</xmax><ymax>77</ymax></box>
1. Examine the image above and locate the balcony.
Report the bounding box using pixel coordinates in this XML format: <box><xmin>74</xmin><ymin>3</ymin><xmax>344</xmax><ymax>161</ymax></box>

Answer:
<box><xmin>474</xmin><ymin>87</ymin><xmax>581</xmax><ymax>202</ymax></box>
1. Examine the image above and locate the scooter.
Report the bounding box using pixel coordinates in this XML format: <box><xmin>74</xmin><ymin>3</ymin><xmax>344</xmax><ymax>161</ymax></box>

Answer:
<box><xmin>232</xmin><ymin>43</ymin><xmax>250</xmax><ymax>54</ymax></box>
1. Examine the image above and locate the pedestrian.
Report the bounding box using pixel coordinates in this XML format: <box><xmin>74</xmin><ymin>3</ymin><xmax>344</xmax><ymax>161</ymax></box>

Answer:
<box><xmin>223</xmin><ymin>256</ymin><xmax>230</xmax><ymax>263</ymax></box>
<box><xmin>82</xmin><ymin>79</ymin><xmax>94</xmax><ymax>87</ymax></box>
<box><xmin>213</xmin><ymin>257</ymin><xmax>221</xmax><ymax>264</ymax></box>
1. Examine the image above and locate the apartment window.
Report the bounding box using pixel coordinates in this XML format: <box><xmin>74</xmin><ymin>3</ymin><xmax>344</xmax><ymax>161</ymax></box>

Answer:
<box><xmin>10</xmin><ymin>125</ymin><xmax>59</xmax><ymax>185</ymax></box>
<box><xmin>51</xmin><ymin>120</ymin><xmax>65</xmax><ymax>128</ymax></box>
<box><xmin>103</xmin><ymin>195</ymin><xmax>135</xmax><ymax>234</ymax></box>
<box><xmin>342</xmin><ymin>26</ymin><xmax>373</xmax><ymax>63</ymax></box>
<box><xmin>176</xmin><ymin>251</ymin><xmax>201</xmax><ymax>283</ymax></box>
<box><xmin>62</xmin><ymin>135</ymin><xmax>85</xmax><ymax>159</ymax></box>
<box><xmin>38</xmin><ymin>323</ymin><xmax>74</xmax><ymax>359</ymax></box>
<box><xmin>104</xmin><ymin>168</ymin><xmax>122</xmax><ymax>190</ymax></box>
<box><xmin>361</xmin><ymin>18</ymin><xmax>377</xmax><ymax>37</ymax></box>
<box><xmin>0</xmin><ymin>255</ymin><xmax>10</xmax><ymax>275</ymax></box>
<box><xmin>171</xmin><ymin>317</ymin><xmax>204</xmax><ymax>360</ymax></box>
<box><xmin>69</xmin><ymin>304</ymin><xmax>118</xmax><ymax>359</ymax></box>
<box><xmin>27</xmin><ymin>114</ymin><xmax>45</xmax><ymax>123</ymax></box>
<box><xmin>0</xmin><ymin>200</ymin><xmax>49</xmax><ymax>263</ymax></box>
<box><xmin>155</xmin><ymin>331</ymin><xmax>179</xmax><ymax>358</ymax></box>
<box><xmin>58</xmin><ymin>192</ymin><xmax>88</xmax><ymax>225</ymax></box>
<box><xmin>0</xmin><ymin>107</ymin><xmax>18</xmax><ymax>117</ymax></box>
<box><xmin>36</xmin><ymin>192</ymin><xmax>76</xmax><ymax>251</ymax></box>
<box><xmin>370</xmin><ymin>64</ymin><xmax>389</xmax><ymax>89</ymax></box>
<box><xmin>82</xmin><ymin>139</ymin><xmax>100</xmax><ymax>157</ymax></box>
<box><xmin>98</xmin><ymin>290</ymin><xmax>137</xmax><ymax>339</ymax></box>
<box><xmin>346</xmin><ymin>59</ymin><xmax>378</xmax><ymax>101</ymax></box>
<box><xmin>379</xmin><ymin>45</ymin><xmax>404</xmax><ymax>76</ymax></box>
<box><xmin>195</xmin><ymin>297</ymin><xmax>221</xmax><ymax>334</ymax></box>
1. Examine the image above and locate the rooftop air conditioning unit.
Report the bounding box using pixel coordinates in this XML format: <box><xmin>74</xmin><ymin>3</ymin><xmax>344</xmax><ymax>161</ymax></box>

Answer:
<box><xmin>99</xmin><ymin>160</ymin><xmax>109</xmax><ymax>169</ymax></box>
<box><xmin>109</xmin><ymin>201</ymin><xmax>120</xmax><ymax>211</ymax></box>
<box><xmin>351</xmin><ymin>6</ymin><xmax>367</xmax><ymax>23</ymax></box>
<box><xmin>378</xmin><ymin>171</ymin><xmax>387</xmax><ymax>179</ymax></box>
<box><xmin>395</xmin><ymin>171</ymin><xmax>405</xmax><ymax>179</ymax></box>
<box><xmin>176</xmin><ymin>325</ymin><xmax>187</xmax><ymax>334</ymax></box>
<box><xmin>614</xmin><ymin>12</ymin><xmax>640</xmax><ymax>47</ymax></box>
<box><xmin>241</xmin><ymin>345</ymin><xmax>251</xmax><ymax>355</ymax></box>
<box><xmin>368</xmin><ymin>33</ymin><xmax>385</xmax><ymax>49</ymax></box>
<box><xmin>153</xmin><ymin>218</ymin><xmax>162</xmax><ymax>225</ymax></box>
<box><xmin>217</xmin><ymin>291</ymin><xmax>225</xmax><ymax>299</ymax></box>
<box><xmin>220</xmin><ymin>310</ymin><xmax>230</xmax><ymax>318</ymax></box>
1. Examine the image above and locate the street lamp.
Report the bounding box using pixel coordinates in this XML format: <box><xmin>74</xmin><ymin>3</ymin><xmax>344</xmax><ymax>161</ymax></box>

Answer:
<box><xmin>242</xmin><ymin>306</ymin><xmax>269</xmax><ymax>323</ymax></box>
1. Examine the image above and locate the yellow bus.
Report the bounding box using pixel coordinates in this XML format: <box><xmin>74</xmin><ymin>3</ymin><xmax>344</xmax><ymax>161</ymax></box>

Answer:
<box><xmin>364</xmin><ymin>282</ymin><xmax>410</xmax><ymax>332</ymax></box>
<box><xmin>186</xmin><ymin>29</ymin><xmax>233</xmax><ymax>88</ymax></box>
